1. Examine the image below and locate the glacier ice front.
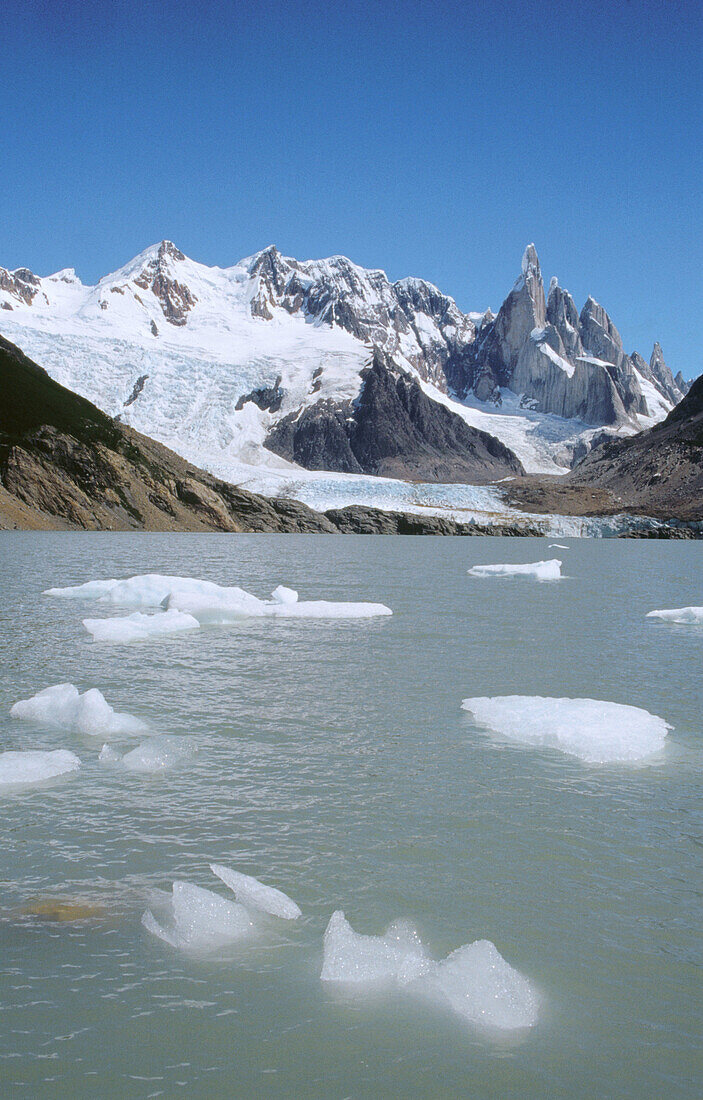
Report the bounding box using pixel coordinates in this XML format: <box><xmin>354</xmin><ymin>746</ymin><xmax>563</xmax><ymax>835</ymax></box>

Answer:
<box><xmin>10</xmin><ymin>683</ymin><xmax>147</xmax><ymax>737</ymax></box>
<box><xmin>320</xmin><ymin>911</ymin><xmax>538</xmax><ymax>1031</ymax></box>
<box><xmin>647</xmin><ymin>606</ymin><xmax>703</xmax><ymax>626</ymax></box>
<box><xmin>468</xmin><ymin>559</ymin><xmax>562</xmax><ymax>581</ymax></box>
<box><xmin>44</xmin><ymin>573</ymin><xmax>392</xmax><ymax>639</ymax></box>
<box><xmin>0</xmin><ymin>749</ymin><xmax>81</xmax><ymax>787</ymax></box>
<box><xmin>461</xmin><ymin>696</ymin><xmax>670</xmax><ymax>763</ymax></box>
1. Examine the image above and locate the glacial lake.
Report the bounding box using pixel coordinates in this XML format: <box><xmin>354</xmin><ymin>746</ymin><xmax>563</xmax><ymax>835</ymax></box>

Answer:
<box><xmin>0</xmin><ymin>532</ymin><xmax>701</xmax><ymax>1099</ymax></box>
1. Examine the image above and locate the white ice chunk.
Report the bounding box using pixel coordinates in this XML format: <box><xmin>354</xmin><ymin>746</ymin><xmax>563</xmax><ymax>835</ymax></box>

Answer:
<box><xmin>10</xmin><ymin>683</ymin><xmax>147</xmax><ymax>737</ymax></box>
<box><xmin>549</xmin><ymin>543</ymin><xmax>569</xmax><ymax>549</ymax></box>
<box><xmin>468</xmin><ymin>560</ymin><xmax>562</xmax><ymax>581</ymax></box>
<box><xmin>60</xmin><ymin>573</ymin><xmax>392</xmax><ymax>633</ymax></box>
<box><xmin>646</xmin><ymin>606</ymin><xmax>703</xmax><ymax>626</ymax></box>
<box><xmin>320</xmin><ymin>912</ymin><xmax>538</xmax><ymax>1031</ymax></box>
<box><xmin>141</xmin><ymin>881</ymin><xmax>255</xmax><ymax>950</ymax></box>
<box><xmin>0</xmin><ymin>749</ymin><xmax>81</xmax><ymax>787</ymax></box>
<box><xmin>82</xmin><ymin>609</ymin><xmax>200</xmax><ymax>643</ymax></box>
<box><xmin>321</xmin><ymin>910</ymin><xmax>431</xmax><ymax>985</ymax></box>
<box><xmin>99</xmin><ymin>736</ymin><xmax>193</xmax><ymax>773</ymax></box>
<box><xmin>271</xmin><ymin>585</ymin><xmax>299</xmax><ymax>605</ymax></box>
<box><xmin>44</xmin><ymin>579</ymin><xmax>119</xmax><ymax>599</ymax></box>
<box><xmin>420</xmin><ymin>940</ymin><xmax>539</xmax><ymax>1030</ymax></box>
<box><xmin>209</xmin><ymin>863</ymin><xmax>302</xmax><ymax>920</ymax></box>
<box><xmin>462</xmin><ymin>696</ymin><xmax>670</xmax><ymax>763</ymax></box>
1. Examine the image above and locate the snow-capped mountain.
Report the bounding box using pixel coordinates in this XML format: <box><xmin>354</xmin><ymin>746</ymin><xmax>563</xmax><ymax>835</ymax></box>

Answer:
<box><xmin>0</xmin><ymin>240</ymin><xmax>689</xmax><ymax>494</ymax></box>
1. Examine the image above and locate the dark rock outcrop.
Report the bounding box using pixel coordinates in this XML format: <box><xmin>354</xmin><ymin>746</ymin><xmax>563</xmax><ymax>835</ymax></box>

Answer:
<box><xmin>132</xmin><ymin>241</ymin><xmax>197</xmax><ymax>326</ymax></box>
<box><xmin>265</xmin><ymin>353</ymin><xmax>525</xmax><ymax>483</ymax></box>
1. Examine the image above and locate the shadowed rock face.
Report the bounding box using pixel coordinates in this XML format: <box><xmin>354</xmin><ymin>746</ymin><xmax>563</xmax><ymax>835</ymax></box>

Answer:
<box><xmin>265</xmin><ymin>353</ymin><xmax>524</xmax><ymax>483</ymax></box>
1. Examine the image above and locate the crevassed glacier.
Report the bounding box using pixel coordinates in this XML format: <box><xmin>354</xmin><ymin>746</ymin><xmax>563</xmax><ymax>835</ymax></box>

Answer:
<box><xmin>0</xmin><ymin>749</ymin><xmax>81</xmax><ymax>787</ymax></box>
<box><xmin>10</xmin><ymin>683</ymin><xmax>147</xmax><ymax>737</ymax></box>
<box><xmin>646</xmin><ymin>606</ymin><xmax>703</xmax><ymax>626</ymax></box>
<box><xmin>320</xmin><ymin>911</ymin><xmax>538</xmax><ymax>1030</ymax></box>
<box><xmin>461</xmin><ymin>696</ymin><xmax>670</xmax><ymax>763</ymax></box>
<box><xmin>468</xmin><ymin>560</ymin><xmax>562</xmax><ymax>581</ymax></box>
<box><xmin>210</xmin><ymin>864</ymin><xmax>301</xmax><ymax>920</ymax></box>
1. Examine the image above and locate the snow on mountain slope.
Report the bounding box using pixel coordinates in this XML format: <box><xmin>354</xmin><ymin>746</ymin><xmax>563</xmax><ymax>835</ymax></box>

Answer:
<box><xmin>0</xmin><ymin>240</ymin><xmax>684</xmax><ymax>496</ymax></box>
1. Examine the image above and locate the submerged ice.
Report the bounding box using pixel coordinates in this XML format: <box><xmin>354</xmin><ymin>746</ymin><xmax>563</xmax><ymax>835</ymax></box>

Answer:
<box><xmin>468</xmin><ymin>560</ymin><xmax>562</xmax><ymax>581</ymax></box>
<box><xmin>320</xmin><ymin>911</ymin><xmax>537</xmax><ymax>1031</ymax></box>
<box><xmin>647</xmin><ymin>606</ymin><xmax>703</xmax><ymax>626</ymax></box>
<box><xmin>10</xmin><ymin>683</ymin><xmax>147</xmax><ymax>737</ymax></box>
<box><xmin>45</xmin><ymin>573</ymin><xmax>392</xmax><ymax>639</ymax></box>
<box><xmin>0</xmin><ymin>749</ymin><xmax>81</xmax><ymax>787</ymax></box>
<box><xmin>462</xmin><ymin>696</ymin><xmax>670</xmax><ymax>763</ymax></box>
<box><xmin>99</xmin><ymin>736</ymin><xmax>193</xmax><ymax>773</ymax></box>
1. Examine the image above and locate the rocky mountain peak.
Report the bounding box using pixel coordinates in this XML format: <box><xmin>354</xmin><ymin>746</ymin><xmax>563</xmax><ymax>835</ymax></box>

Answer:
<box><xmin>130</xmin><ymin>240</ymin><xmax>196</xmax><ymax>327</ymax></box>
<box><xmin>579</xmin><ymin>296</ymin><xmax>625</xmax><ymax>367</ymax></box>
<box><xmin>546</xmin><ymin>278</ymin><xmax>582</xmax><ymax>359</ymax></box>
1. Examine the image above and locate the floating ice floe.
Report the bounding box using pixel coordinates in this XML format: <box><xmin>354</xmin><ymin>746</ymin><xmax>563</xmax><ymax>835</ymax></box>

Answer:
<box><xmin>47</xmin><ymin>573</ymin><xmax>391</xmax><ymax>639</ymax></box>
<box><xmin>320</xmin><ymin>911</ymin><xmax>538</xmax><ymax>1031</ymax></box>
<box><xmin>549</xmin><ymin>543</ymin><xmax>569</xmax><ymax>549</ymax></box>
<box><xmin>321</xmin><ymin>910</ymin><xmax>430</xmax><ymax>985</ymax></box>
<box><xmin>210</xmin><ymin>864</ymin><xmax>302</xmax><ymax>920</ymax></box>
<box><xmin>461</xmin><ymin>696</ymin><xmax>670</xmax><ymax>763</ymax></box>
<box><xmin>646</xmin><ymin>606</ymin><xmax>703</xmax><ymax>626</ymax></box>
<box><xmin>99</xmin><ymin>736</ymin><xmax>193</xmax><ymax>773</ymax></box>
<box><xmin>0</xmin><ymin>749</ymin><xmax>81</xmax><ymax>787</ymax></box>
<box><xmin>83</xmin><ymin>609</ymin><xmax>200</xmax><ymax>643</ymax></box>
<box><xmin>468</xmin><ymin>560</ymin><xmax>562</xmax><ymax>581</ymax></box>
<box><xmin>10</xmin><ymin>683</ymin><xmax>147</xmax><ymax>737</ymax></box>
<box><xmin>141</xmin><ymin>881</ymin><xmax>256</xmax><ymax>950</ymax></box>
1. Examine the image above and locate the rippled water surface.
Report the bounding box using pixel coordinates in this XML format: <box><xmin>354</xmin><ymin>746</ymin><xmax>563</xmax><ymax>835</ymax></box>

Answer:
<box><xmin>1</xmin><ymin>533</ymin><xmax>701</xmax><ymax>1099</ymax></box>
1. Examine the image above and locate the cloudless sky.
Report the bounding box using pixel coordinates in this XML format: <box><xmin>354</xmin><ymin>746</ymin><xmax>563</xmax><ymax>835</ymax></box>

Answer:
<box><xmin>3</xmin><ymin>0</ymin><xmax>701</xmax><ymax>377</ymax></box>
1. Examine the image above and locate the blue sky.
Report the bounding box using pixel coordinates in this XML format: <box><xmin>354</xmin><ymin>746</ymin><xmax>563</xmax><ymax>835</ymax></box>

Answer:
<box><xmin>3</xmin><ymin>0</ymin><xmax>701</xmax><ymax>377</ymax></box>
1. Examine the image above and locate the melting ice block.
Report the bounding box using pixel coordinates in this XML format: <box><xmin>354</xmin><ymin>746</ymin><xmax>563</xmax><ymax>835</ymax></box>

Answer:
<box><xmin>549</xmin><ymin>543</ymin><xmax>569</xmax><ymax>549</ymax></box>
<box><xmin>0</xmin><ymin>749</ymin><xmax>81</xmax><ymax>787</ymax></box>
<box><xmin>468</xmin><ymin>560</ymin><xmax>562</xmax><ymax>581</ymax></box>
<box><xmin>271</xmin><ymin>585</ymin><xmax>299</xmax><ymax>605</ymax></box>
<box><xmin>647</xmin><ymin>606</ymin><xmax>703</xmax><ymax>626</ymax></box>
<box><xmin>141</xmin><ymin>881</ymin><xmax>255</xmax><ymax>950</ymax></box>
<box><xmin>10</xmin><ymin>683</ymin><xmax>147</xmax><ymax>737</ymax></box>
<box><xmin>321</xmin><ymin>911</ymin><xmax>430</xmax><ymax>985</ymax></box>
<box><xmin>99</xmin><ymin>736</ymin><xmax>193</xmax><ymax>773</ymax></box>
<box><xmin>83</xmin><ymin>610</ymin><xmax>200</xmax><ymax>643</ymax></box>
<box><xmin>52</xmin><ymin>573</ymin><xmax>392</xmax><ymax>638</ymax></box>
<box><xmin>462</xmin><ymin>696</ymin><xmax>670</xmax><ymax>763</ymax></box>
<box><xmin>210</xmin><ymin>864</ymin><xmax>302</xmax><ymax>920</ymax></box>
<box><xmin>421</xmin><ymin>940</ymin><xmax>539</xmax><ymax>1030</ymax></box>
<box><xmin>320</xmin><ymin>912</ymin><xmax>538</xmax><ymax>1031</ymax></box>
